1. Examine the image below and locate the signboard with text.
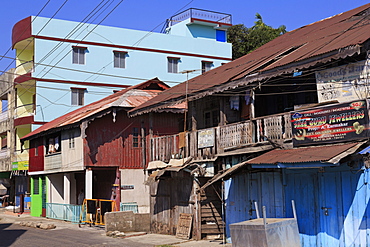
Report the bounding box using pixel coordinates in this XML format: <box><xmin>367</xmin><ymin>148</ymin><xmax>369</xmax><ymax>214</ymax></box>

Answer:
<box><xmin>316</xmin><ymin>59</ymin><xmax>370</xmax><ymax>103</ymax></box>
<box><xmin>198</xmin><ymin>128</ymin><xmax>215</xmax><ymax>149</ymax></box>
<box><xmin>291</xmin><ymin>100</ymin><xmax>369</xmax><ymax>147</ymax></box>
<box><xmin>12</xmin><ymin>161</ymin><xmax>29</xmax><ymax>171</ymax></box>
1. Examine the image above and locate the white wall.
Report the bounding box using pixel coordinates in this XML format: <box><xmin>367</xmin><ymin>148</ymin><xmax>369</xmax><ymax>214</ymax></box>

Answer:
<box><xmin>47</xmin><ymin>174</ymin><xmax>64</xmax><ymax>203</ymax></box>
<box><xmin>120</xmin><ymin>169</ymin><xmax>150</xmax><ymax>213</ymax></box>
<box><xmin>61</xmin><ymin>128</ymin><xmax>84</xmax><ymax>172</ymax></box>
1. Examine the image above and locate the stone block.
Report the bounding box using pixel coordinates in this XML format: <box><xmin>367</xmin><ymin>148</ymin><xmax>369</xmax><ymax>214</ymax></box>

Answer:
<box><xmin>134</xmin><ymin>213</ymin><xmax>150</xmax><ymax>232</ymax></box>
<box><xmin>105</xmin><ymin>211</ymin><xmax>135</xmax><ymax>232</ymax></box>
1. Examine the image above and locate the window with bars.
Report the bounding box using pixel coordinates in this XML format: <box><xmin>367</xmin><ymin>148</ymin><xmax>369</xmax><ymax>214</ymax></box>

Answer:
<box><xmin>168</xmin><ymin>57</ymin><xmax>180</xmax><ymax>73</ymax></box>
<box><xmin>72</xmin><ymin>46</ymin><xmax>87</xmax><ymax>64</ymax></box>
<box><xmin>33</xmin><ymin>177</ymin><xmax>39</xmax><ymax>195</ymax></box>
<box><xmin>113</xmin><ymin>51</ymin><xmax>126</xmax><ymax>68</ymax></box>
<box><xmin>71</xmin><ymin>88</ymin><xmax>85</xmax><ymax>106</ymax></box>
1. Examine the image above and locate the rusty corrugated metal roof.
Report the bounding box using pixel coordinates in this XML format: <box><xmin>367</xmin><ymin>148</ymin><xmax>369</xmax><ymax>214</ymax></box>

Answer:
<box><xmin>246</xmin><ymin>142</ymin><xmax>361</xmax><ymax>164</ymax></box>
<box><xmin>130</xmin><ymin>3</ymin><xmax>370</xmax><ymax>116</ymax></box>
<box><xmin>22</xmin><ymin>78</ymin><xmax>170</xmax><ymax>140</ymax></box>
<box><xmin>200</xmin><ymin>141</ymin><xmax>365</xmax><ymax>190</ymax></box>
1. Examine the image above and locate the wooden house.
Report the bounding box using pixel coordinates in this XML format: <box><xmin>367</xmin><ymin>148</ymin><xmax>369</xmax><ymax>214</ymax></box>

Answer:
<box><xmin>129</xmin><ymin>4</ymin><xmax>370</xmax><ymax>245</ymax></box>
<box><xmin>22</xmin><ymin>78</ymin><xmax>184</xmax><ymax>217</ymax></box>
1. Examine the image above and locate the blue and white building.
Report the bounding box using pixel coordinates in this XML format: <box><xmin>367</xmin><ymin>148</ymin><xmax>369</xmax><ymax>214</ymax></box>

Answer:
<box><xmin>11</xmin><ymin>8</ymin><xmax>232</xmax><ymax>172</ymax></box>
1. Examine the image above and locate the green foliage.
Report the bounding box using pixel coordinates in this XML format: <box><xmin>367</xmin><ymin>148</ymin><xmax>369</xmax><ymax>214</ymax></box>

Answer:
<box><xmin>227</xmin><ymin>13</ymin><xmax>286</xmax><ymax>59</ymax></box>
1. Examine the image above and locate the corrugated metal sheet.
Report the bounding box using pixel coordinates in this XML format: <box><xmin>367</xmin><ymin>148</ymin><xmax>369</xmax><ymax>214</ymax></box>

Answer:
<box><xmin>246</xmin><ymin>142</ymin><xmax>361</xmax><ymax>164</ymax></box>
<box><xmin>22</xmin><ymin>78</ymin><xmax>171</xmax><ymax>140</ymax></box>
<box><xmin>130</xmin><ymin>4</ymin><xmax>370</xmax><ymax>116</ymax></box>
<box><xmin>201</xmin><ymin>141</ymin><xmax>365</xmax><ymax>190</ymax></box>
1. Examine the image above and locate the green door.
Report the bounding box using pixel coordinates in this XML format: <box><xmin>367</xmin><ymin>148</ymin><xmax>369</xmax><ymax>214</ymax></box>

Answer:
<box><xmin>30</xmin><ymin>176</ymin><xmax>46</xmax><ymax>217</ymax></box>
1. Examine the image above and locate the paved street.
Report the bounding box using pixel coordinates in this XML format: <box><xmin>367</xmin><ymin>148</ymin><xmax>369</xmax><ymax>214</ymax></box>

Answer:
<box><xmin>0</xmin><ymin>210</ymin><xmax>231</xmax><ymax>247</ymax></box>
<box><xmin>0</xmin><ymin>222</ymin><xmax>153</xmax><ymax>247</ymax></box>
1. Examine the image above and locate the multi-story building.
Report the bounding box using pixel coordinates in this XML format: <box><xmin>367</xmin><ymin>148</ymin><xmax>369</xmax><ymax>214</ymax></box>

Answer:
<box><xmin>0</xmin><ymin>69</ymin><xmax>27</xmax><ymax>207</ymax></box>
<box><xmin>10</xmin><ymin>8</ymin><xmax>232</xmax><ymax>200</ymax></box>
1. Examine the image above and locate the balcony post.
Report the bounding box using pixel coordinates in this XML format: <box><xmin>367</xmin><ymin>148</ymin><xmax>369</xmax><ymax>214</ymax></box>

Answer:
<box><xmin>85</xmin><ymin>169</ymin><xmax>93</xmax><ymax>199</ymax></box>
<box><xmin>250</xmin><ymin>90</ymin><xmax>255</xmax><ymax>119</ymax></box>
<box><xmin>63</xmin><ymin>173</ymin><xmax>71</xmax><ymax>204</ymax></box>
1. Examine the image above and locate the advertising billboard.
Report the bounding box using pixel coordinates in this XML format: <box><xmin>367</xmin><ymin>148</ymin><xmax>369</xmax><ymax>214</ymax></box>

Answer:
<box><xmin>291</xmin><ymin>100</ymin><xmax>369</xmax><ymax>146</ymax></box>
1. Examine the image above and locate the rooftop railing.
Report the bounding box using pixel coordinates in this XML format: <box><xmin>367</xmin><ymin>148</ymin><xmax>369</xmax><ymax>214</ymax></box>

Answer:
<box><xmin>169</xmin><ymin>8</ymin><xmax>231</xmax><ymax>26</ymax></box>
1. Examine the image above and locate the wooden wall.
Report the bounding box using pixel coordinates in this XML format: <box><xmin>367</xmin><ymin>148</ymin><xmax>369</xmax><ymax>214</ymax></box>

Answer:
<box><xmin>149</xmin><ymin>170</ymin><xmax>194</xmax><ymax>235</ymax></box>
<box><xmin>84</xmin><ymin>109</ymin><xmax>182</xmax><ymax>169</ymax></box>
<box><xmin>29</xmin><ymin>136</ymin><xmax>44</xmax><ymax>172</ymax></box>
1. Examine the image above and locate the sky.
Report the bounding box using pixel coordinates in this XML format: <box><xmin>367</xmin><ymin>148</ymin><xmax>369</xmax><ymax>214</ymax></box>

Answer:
<box><xmin>0</xmin><ymin>0</ymin><xmax>368</xmax><ymax>74</ymax></box>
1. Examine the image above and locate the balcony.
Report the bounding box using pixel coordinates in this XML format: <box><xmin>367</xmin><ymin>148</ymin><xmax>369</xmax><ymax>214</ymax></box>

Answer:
<box><xmin>15</xmin><ymin>61</ymin><xmax>34</xmax><ymax>76</ymax></box>
<box><xmin>0</xmin><ymin>111</ymin><xmax>10</xmax><ymax>133</ymax></box>
<box><xmin>14</xmin><ymin>149</ymin><xmax>29</xmax><ymax>163</ymax></box>
<box><xmin>45</xmin><ymin>153</ymin><xmax>62</xmax><ymax>171</ymax></box>
<box><xmin>0</xmin><ymin>148</ymin><xmax>10</xmax><ymax>160</ymax></box>
<box><xmin>0</xmin><ymin>148</ymin><xmax>11</xmax><ymax>172</ymax></box>
<box><xmin>14</xmin><ymin>104</ymin><xmax>34</xmax><ymax>119</ymax></box>
<box><xmin>150</xmin><ymin>112</ymin><xmax>292</xmax><ymax>162</ymax></box>
<box><xmin>0</xmin><ymin>111</ymin><xmax>9</xmax><ymax>122</ymax></box>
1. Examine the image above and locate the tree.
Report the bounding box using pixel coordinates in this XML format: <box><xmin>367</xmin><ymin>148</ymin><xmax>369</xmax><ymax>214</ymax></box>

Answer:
<box><xmin>228</xmin><ymin>13</ymin><xmax>286</xmax><ymax>59</ymax></box>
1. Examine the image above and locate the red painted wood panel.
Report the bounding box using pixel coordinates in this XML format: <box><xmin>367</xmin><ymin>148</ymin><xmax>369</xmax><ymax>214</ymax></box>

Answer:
<box><xmin>29</xmin><ymin>137</ymin><xmax>44</xmax><ymax>172</ymax></box>
<box><xmin>83</xmin><ymin>110</ymin><xmax>182</xmax><ymax>169</ymax></box>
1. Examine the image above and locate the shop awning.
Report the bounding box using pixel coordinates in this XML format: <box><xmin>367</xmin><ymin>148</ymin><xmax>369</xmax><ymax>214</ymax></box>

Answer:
<box><xmin>200</xmin><ymin>141</ymin><xmax>365</xmax><ymax>190</ymax></box>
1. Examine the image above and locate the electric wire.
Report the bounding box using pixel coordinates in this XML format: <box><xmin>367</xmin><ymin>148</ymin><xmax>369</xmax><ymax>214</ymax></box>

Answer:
<box><xmin>38</xmin><ymin>0</ymin><xmax>125</xmax><ymax>79</ymax></box>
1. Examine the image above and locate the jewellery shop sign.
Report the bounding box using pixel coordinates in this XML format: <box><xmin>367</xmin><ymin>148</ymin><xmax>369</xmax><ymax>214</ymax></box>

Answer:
<box><xmin>291</xmin><ymin>100</ymin><xmax>369</xmax><ymax>147</ymax></box>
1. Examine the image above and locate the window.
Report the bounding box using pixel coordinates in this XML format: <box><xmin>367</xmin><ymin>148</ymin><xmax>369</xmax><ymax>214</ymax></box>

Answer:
<box><xmin>204</xmin><ymin>110</ymin><xmax>219</xmax><ymax>128</ymax></box>
<box><xmin>72</xmin><ymin>46</ymin><xmax>87</xmax><ymax>64</ymax></box>
<box><xmin>47</xmin><ymin>135</ymin><xmax>61</xmax><ymax>154</ymax></box>
<box><xmin>69</xmin><ymin>131</ymin><xmax>75</xmax><ymax>149</ymax></box>
<box><xmin>133</xmin><ymin>127</ymin><xmax>140</xmax><ymax>148</ymax></box>
<box><xmin>216</xmin><ymin>30</ymin><xmax>226</xmax><ymax>42</ymax></box>
<box><xmin>34</xmin><ymin>139</ymin><xmax>38</xmax><ymax>156</ymax></box>
<box><xmin>71</xmin><ymin>87</ymin><xmax>85</xmax><ymax>106</ymax></box>
<box><xmin>202</xmin><ymin>61</ymin><xmax>213</xmax><ymax>74</ymax></box>
<box><xmin>33</xmin><ymin>177</ymin><xmax>39</xmax><ymax>195</ymax></box>
<box><xmin>113</xmin><ymin>51</ymin><xmax>126</xmax><ymax>68</ymax></box>
<box><xmin>168</xmin><ymin>57</ymin><xmax>179</xmax><ymax>73</ymax></box>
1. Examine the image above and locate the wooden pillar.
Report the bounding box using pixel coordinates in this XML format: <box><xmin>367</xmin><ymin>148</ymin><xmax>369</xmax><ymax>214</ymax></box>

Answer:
<box><xmin>85</xmin><ymin>169</ymin><xmax>93</xmax><ymax>199</ymax></box>
<box><xmin>250</xmin><ymin>89</ymin><xmax>255</xmax><ymax>119</ymax></box>
<box><xmin>149</xmin><ymin>113</ymin><xmax>153</xmax><ymax>162</ymax></box>
<box><xmin>219</xmin><ymin>96</ymin><xmax>226</xmax><ymax>126</ymax></box>
<box><xmin>193</xmin><ymin>179</ymin><xmax>202</xmax><ymax>240</ymax></box>
<box><xmin>141</xmin><ymin>120</ymin><xmax>146</xmax><ymax>169</ymax></box>
<box><xmin>190</xmin><ymin>101</ymin><xmax>197</xmax><ymax>131</ymax></box>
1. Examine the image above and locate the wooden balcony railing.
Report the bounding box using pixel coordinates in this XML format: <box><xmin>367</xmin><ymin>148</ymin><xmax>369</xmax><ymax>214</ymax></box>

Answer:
<box><xmin>45</xmin><ymin>153</ymin><xmax>62</xmax><ymax>170</ymax></box>
<box><xmin>150</xmin><ymin>112</ymin><xmax>292</xmax><ymax>162</ymax></box>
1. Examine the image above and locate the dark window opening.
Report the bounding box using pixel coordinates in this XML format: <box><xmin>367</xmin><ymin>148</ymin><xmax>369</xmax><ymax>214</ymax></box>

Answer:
<box><xmin>168</xmin><ymin>57</ymin><xmax>179</xmax><ymax>73</ymax></box>
<box><xmin>72</xmin><ymin>46</ymin><xmax>87</xmax><ymax>65</ymax></box>
<box><xmin>71</xmin><ymin>88</ymin><xmax>85</xmax><ymax>106</ymax></box>
<box><xmin>33</xmin><ymin>177</ymin><xmax>39</xmax><ymax>195</ymax></box>
<box><xmin>46</xmin><ymin>134</ymin><xmax>61</xmax><ymax>154</ymax></box>
<box><xmin>133</xmin><ymin>127</ymin><xmax>140</xmax><ymax>148</ymax></box>
<box><xmin>202</xmin><ymin>61</ymin><xmax>213</xmax><ymax>74</ymax></box>
<box><xmin>113</xmin><ymin>51</ymin><xmax>126</xmax><ymax>68</ymax></box>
